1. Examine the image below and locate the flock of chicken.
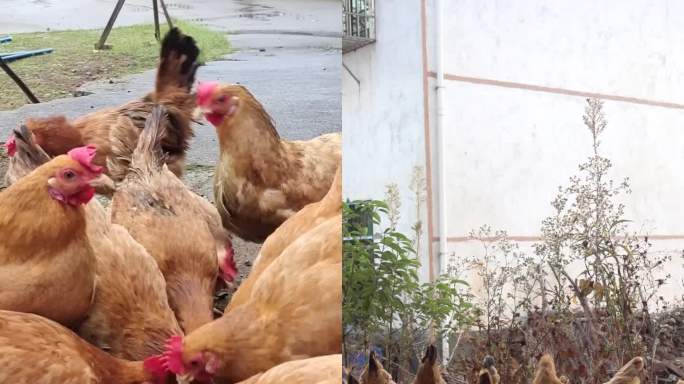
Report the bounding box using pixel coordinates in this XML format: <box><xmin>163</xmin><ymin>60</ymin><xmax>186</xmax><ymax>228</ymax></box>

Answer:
<box><xmin>346</xmin><ymin>346</ymin><xmax>650</xmax><ymax>384</ymax></box>
<box><xmin>0</xmin><ymin>28</ymin><xmax>341</xmax><ymax>384</ymax></box>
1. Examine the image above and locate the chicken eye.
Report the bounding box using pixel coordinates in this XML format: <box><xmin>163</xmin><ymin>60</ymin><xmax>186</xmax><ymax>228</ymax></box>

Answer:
<box><xmin>63</xmin><ymin>170</ymin><xmax>76</xmax><ymax>180</ymax></box>
<box><xmin>217</xmin><ymin>96</ymin><xmax>227</xmax><ymax>103</ymax></box>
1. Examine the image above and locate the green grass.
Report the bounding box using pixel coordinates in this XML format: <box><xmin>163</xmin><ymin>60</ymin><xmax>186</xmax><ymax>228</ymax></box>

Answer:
<box><xmin>0</xmin><ymin>20</ymin><xmax>230</xmax><ymax>110</ymax></box>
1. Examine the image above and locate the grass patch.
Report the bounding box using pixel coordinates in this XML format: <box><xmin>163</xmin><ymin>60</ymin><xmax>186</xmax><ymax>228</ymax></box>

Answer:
<box><xmin>0</xmin><ymin>20</ymin><xmax>230</xmax><ymax>111</ymax></box>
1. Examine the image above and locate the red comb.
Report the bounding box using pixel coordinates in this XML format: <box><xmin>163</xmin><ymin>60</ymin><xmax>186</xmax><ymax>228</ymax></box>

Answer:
<box><xmin>197</xmin><ymin>82</ymin><xmax>218</xmax><ymax>107</ymax></box>
<box><xmin>219</xmin><ymin>240</ymin><xmax>238</xmax><ymax>282</ymax></box>
<box><xmin>143</xmin><ymin>354</ymin><xmax>171</xmax><ymax>383</ymax></box>
<box><xmin>163</xmin><ymin>335</ymin><xmax>186</xmax><ymax>374</ymax></box>
<box><xmin>67</xmin><ymin>145</ymin><xmax>102</xmax><ymax>174</ymax></box>
<box><xmin>5</xmin><ymin>135</ymin><xmax>16</xmax><ymax>157</ymax></box>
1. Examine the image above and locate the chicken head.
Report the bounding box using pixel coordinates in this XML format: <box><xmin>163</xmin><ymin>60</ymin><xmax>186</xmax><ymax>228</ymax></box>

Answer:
<box><xmin>45</xmin><ymin>146</ymin><xmax>107</xmax><ymax>206</ymax></box>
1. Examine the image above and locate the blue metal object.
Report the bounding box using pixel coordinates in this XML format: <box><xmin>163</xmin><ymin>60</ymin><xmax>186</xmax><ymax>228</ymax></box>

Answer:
<box><xmin>0</xmin><ymin>48</ymin><xmax>54</xmax><ymax>63</ymax></box>
<box><xmin>0</xmin><ymin>39</ymin><xmax>52</xmax><ymax>103</ymax></box>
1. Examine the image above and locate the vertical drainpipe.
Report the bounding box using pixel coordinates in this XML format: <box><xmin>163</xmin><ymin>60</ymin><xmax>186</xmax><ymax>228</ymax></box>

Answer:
<box><xmin>434</xmin><ymin>0</ymin><xmax>449</xmax><ymax>363</ymax></box>
<box><xmin>435</xmin><ymin>0</ymin><xmax>447</xmax><ymax>279</ymax></box>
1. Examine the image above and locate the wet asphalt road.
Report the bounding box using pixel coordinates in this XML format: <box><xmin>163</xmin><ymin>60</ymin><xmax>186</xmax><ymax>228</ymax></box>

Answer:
<box><xmin>0</xmin><ymin>0</ymin><xmax>341</xmax><ymax>37</ymax></box>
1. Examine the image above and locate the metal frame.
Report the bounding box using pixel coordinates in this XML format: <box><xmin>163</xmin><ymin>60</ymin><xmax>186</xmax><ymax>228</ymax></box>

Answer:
<box><xmin>95</xmin><ymin>0</ymin><xmax>174</xmax><ymax>50</ymax></box>
<box><xmin>0</xmin><ymin>57</ymin><xmax>40</xmax><ymax>103</ymax></box>
<box><xmin>0</xmin><ymin>37</ymin><xmax>50</xmax><ymax>103</ymax></box>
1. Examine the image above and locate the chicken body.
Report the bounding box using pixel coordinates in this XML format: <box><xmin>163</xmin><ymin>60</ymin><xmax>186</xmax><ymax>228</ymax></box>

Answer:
<box><xmin>0</xmin><ymin>310</ymin><xmax>164</xmax><ymax>384</ymax></box>
<box><xmin>197</xmin><ymin>82</ymin><xmax>341</xmax><ymax>242</ymax></box>
<box><xmin>478</xmin><ymin>355</ymin><xmax>500</xmax><ymax>384</ymax></box>
<box><xmin>22</xmin><ymin>27</ymin><xmax>198</xmax><ymax>182</ymax></box>
<box><xmin>111</xmin><ymin>106</ymin><xmax>230</xmax><ymax>334</ymax></box>
<box><xmin>165</xmin><ymin>168</ymin><xmax>342</xmax><ymax>383</ymax></box>
<box><xmin>6</xmin><ymin>124</ymin><xmax>183</xmax><ymax>359</ymax></box>
<box><xmin>533</xmin><ymin>354</ymin><xmax>564</xmax><ymax>384</ymax></box>
<box><xmin>237</xmin><ymin>354</ymin><xmax>342</xmax><ymax>384</ymax></box>
<box><xmin>227</xmin><ymin>166</ymin><xmax>342</xmax><ymax>311</ymax></box>
<box><xmin>0</xmin><ymin>148</ymin><xmax>104</xmax><ymax>327</ymax></box>
<box><xmin>360</xmin><ymin>351</ymin><xmax>397</xmax><ymax>384</ymax></box>
<box><xmin>412</xmin><ymin>345</ymin><xmax>446</xmax><ymax>384</ymax></box>
<box><xmin>78</xmin><ymin>202</ymin><xmax>183</xmax><ymax>360</ymax></box>
<box><xmin>603</xmin><ymin>357</ymin><xmax>644</xmax><ymax>384</ymax></box>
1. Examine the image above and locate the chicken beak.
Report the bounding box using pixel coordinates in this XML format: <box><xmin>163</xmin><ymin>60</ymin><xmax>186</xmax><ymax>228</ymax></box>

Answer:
<box><xmin>192</xmin><ymin>106</ymin><xmax>207</xmax><ymax>121</ymax></box>
<box><xmin>176</xmin><ymin>373</ymin><xmax>194</xmax><ymax>384</ymax></box>
<box><xmin>88</xmin><ymin>174</ymin><xmax>116</xmax><ymax>195</ymax></box>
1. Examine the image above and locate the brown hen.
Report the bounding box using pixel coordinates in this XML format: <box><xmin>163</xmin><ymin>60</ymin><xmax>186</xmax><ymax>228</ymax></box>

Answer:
<box><xmin>412</xmin><ymin>345</ymin><xmax>446</xmax><ymax>384</ymax></box>
<box><xmin>360</xmin><ymin>351</ymin><xmax>397</xmax><ymax>384</ymax></box>
<box><xmin>160</xmin><ymin>166</ymin><xmax>342</xmax><ymax>383</ymax></box>
<box><xmin>0</xmin><ymin>143</ymin><xmax>108</xmax><ymax>327</ymax></box>
<box><xmin>196</xmin><ymin>82</ymin><xmax>341</xmax><ymax>242</ymax></box>
<box><xmin>238</xmin><ymin>355</ymin><xmax>342</xmax><ymax>384</ymax></box>
<box><xmin>5</xmin><ymin>126</ymin><xmax>183</xmax><ymax>360</ymax></box>
<box><xmin>111</xmin><ymin>105</ymin><xmax>234</xmax><ymax>334</ymax></box>
<box><xmin>22</xmin><ymin>27</ymin><xmax>198</xmax><ymax>182</ymax></box>
<box><xmin>533</xmin><ymin>354</ymin><xmax>564</xmax><ymax>384</ymax></box>
<box><xmin>0</xmin><ymin>310</ymin><xmax>169</xmax><ymax>384</ymax></box>
<box><xmin>604</xmin><ymin>357</ymin><xmax>644</xmax><ymax>384</ymax></box>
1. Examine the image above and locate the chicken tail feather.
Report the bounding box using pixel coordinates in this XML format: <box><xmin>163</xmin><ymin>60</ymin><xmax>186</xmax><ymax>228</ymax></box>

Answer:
<box><xmin>479</xmin><ymin>370</ymin><xmax>493</xmax><ymax>384</ymax></box>
<box><xmin>5</xmin><ymin>125</ymin><xmax>51</xmax><ymax>183</ymax></box>
<box><xmin>130</xmin><ymin>106</ymin><xmax>169</xmax><ymax>176</ymax></box>
<box><xmin>156</xmin><ymin>27</ymin><xmax>200</xmax><ymax>97</ymax></box>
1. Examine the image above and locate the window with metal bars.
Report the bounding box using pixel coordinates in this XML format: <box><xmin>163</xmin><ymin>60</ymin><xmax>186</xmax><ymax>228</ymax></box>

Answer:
<box><xmin>343</xmin><ymin>0</ymin><xmax>376</xmax><ymax>52</ymax></box>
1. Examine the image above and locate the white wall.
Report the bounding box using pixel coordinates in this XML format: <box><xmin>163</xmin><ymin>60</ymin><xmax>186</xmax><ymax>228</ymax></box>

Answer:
<box><xmin>342</xmin><ymin>0</ymin><xmax>432</xmax><ymax>279</ymax></box>
<box><xmin>343</xmin><ymin>0</ymin><xmax>684</xmax><ymax>302</ymax></box>
<box><xmin>432</xmin><ymin>0</ymin><xmax>684</xmax><ymax>300</ymax></box>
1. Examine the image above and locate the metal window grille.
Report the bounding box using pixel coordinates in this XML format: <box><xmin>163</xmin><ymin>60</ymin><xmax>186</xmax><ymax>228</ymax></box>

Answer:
<box><xmin>343</xmin><ymin>0</ymin><xmax>376</xmax><ymax>53</ymax></box>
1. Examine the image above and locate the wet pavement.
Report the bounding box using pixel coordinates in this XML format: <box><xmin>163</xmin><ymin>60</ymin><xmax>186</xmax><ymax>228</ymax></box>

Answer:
<box><xmin>0</xmin><ymin>0</ymin><xmax>341</xmax><ymax>37</ymax></box>
<box><xmin>0</xmin><ymin>0</ymin><xmax>341</xmax><ymax>281</ymax></box>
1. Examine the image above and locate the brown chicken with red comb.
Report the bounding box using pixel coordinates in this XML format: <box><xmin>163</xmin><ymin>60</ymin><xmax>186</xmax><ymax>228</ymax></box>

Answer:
<box><xmin>5</xmin><ymin>126</ymin><xmax>183</xmax><ymax>361</ymax></box>
<box><xmin>0</xmin><ymin>144</ymin><xmax>109</xmax><ymax>327</ymax></box>
<box><xmin>196</xmin><ymin>81</ymin><xmax>341</xmax><ymax>243</ymax></box>
<box><xmin>157</xmin><ymin>165</ymin><xmax>342</xmax><ymax>383</ymax></box>
<box><xmin>111</xmin><ymin>105</ymin><xmax>235</xmax><ymax>334</ymax></box>
<box><xmin>0</xmin><ymin>310</ymin><xmax>171</xmax><ymax>384</ymax></box>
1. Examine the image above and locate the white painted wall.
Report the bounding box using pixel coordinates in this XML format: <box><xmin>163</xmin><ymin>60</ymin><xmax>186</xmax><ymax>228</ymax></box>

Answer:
<box><xmin>343</xmin><ymin>0</ymin><xmax>684</xmax><ymax>301</ymax></box>
<box><xmin>342</xmin><ymin>0</ymin><xmax>432</xmax><ymax>279</ymax></box>
<box><xmin>433</xmin><ymin>0</ymin><xmax>684</xmax><ymax>301</ymax></box>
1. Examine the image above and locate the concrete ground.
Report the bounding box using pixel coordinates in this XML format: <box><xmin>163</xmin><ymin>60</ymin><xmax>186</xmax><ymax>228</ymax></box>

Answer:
<box><xmin>0</xmin><ymin>0</ymin><xmax>341</xmax><ymax>288</ymax></box>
